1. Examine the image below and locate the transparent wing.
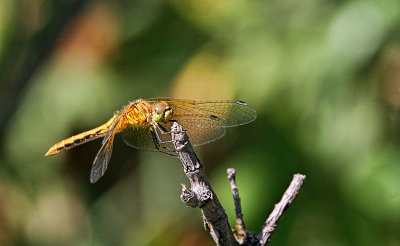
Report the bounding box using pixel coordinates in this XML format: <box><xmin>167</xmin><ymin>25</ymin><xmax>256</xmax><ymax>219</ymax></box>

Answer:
<box><xmin>148</xmin><ymin>98</ymin><xmax>257</xmax><ymax>128</ymax></box>
<box><xmin>90</xmin><ymin>134</ymin><xmax>114</xmax><ymax>183</ymax></box>
<box><xmin>121</xmin><ymin>125</ymin><xmax>177</xmax><ymax>154</ymax></box>
<box><xmin>145</xmin><ymin>98</ymin><xmax>255</xmax><ymax>145</ymax></box>
<box><xmin>102</xmin><ymin>103</ymin><xmax>134</xmax><ymax>144</ymax></box>
<box><xmin>89</xmin><ymin>103</ymin><xmax>133</xmax><ymax>183</ymax></box>
<box><xmin>160</xmin><ymin>120</ymin><xmax>226</xmax><ymax>146</ymax></box>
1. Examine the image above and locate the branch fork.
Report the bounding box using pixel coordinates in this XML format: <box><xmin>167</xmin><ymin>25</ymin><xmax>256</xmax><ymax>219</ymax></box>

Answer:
<box><xmin>171</xmin><ymin>122</ymin><xmax>306</xmax><ymax>245</ymax></box>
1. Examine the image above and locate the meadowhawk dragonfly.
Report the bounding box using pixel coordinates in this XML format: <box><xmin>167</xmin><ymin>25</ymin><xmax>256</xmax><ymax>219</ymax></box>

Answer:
<box><xmin>46</xmin><ymin>98</ymin><xmax>257</xmax><ymax>183</ymax></box>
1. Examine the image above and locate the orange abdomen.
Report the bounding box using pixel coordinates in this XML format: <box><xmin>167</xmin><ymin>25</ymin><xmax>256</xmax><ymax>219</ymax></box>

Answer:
<box><xmin>45</xmin><ymin>116</ymin><xmax>116</xmax><ymax>156</ymax></box>
<box><xmin>45</xmin><ymin>101</ymin><xmax>151</xmax><ymax>156</ymax></box>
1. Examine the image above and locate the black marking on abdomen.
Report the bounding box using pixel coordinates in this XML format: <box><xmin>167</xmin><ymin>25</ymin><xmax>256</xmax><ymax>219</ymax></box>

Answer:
<box><xmin>64</xmin><ymin>143</ymin><xmax>73</xmax><ymax>148</ymax></box>
<box><xmin>57</xmin><ymin>147</ymin><xmax>64</xmax><ymax>151</ymax></box>
<box><xmin>236</xmin><ymin>100</ymin><xmax>248</xmax><ymax>105</ymax></box>
<box><xmin>210</xmin><ymin>115</ymin><xmax>220</xmax><ymax>121</ymax></box>
<box><xmin>74</xmin><ymin>139</ymin><xmax>83</xmax><ymax>144</ymax></box>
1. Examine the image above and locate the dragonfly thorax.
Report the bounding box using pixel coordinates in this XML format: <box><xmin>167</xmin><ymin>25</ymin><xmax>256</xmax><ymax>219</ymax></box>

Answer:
<box><xmin>152</xmin><ymin>101</ymin><xmax>173</xmax><ymax>123</ymax></box>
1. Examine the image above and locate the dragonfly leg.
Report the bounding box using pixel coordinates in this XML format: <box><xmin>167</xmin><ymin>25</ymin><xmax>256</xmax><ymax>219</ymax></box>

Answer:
<box><xmin>151</xmin><ymin>128</ymin><xmax>178</xmax><ymax>157</ymax></box>
<box><xmin>152</xmin><ymin>122</ymin><xmax>188</xmax><ymax>152</ymax></box>
<box><xmin>153</xmin><ymin>125</ymin><xmax>173</xmax><ymax>144</ymax></box>
<box><xmin>151</xmin><ymin>130</ymin><xmax>162</xmax><ymax>151</ymax></box>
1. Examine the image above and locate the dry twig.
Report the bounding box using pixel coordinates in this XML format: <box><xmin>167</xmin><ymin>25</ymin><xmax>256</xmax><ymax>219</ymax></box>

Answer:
<box><xmin>171</xmin><ymin>122</ymin><xmax>238</xmax><ymax>246</ymax></box>
<box><xmin>171</xmin><ymin>122</ymin><xmax>306</xmax><ymax>245</ymax></box>
<box><xmin>257</xmin><ymin>174</ymin><xmax>306</xmax><ymax>245</ymax></box>
<box><xmin>227</xmin><ymin>168</ymin><xmax>247</xmax><ymax>243</ymax></box>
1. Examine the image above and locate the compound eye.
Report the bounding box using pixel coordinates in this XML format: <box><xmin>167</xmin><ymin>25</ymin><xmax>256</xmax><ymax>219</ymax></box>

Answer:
<box><xmin>154</xmin><ymin>103</ymin><xmax>165</xmax><ymax>115</ymax></box>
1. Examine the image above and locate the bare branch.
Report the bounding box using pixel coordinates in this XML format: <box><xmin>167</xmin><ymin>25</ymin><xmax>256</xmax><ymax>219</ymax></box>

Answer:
<box><xmin>171</xmin><ymin>122</ymin><xmax>239</xmax><ymax>246</ymax></box>
<box><xmin>257</xmin><ymin>174</ymin><xmax>306</xmax><ymax>245</ymax></box>
<box><xmin>227</xmin><ymin>168</ymin><xmax>246</xmax><ymax>243</ymax></box>
<box><xmin>171</xmin><ymin>121</ymin><xmax>305</xmax><ymax>245</ymax></box>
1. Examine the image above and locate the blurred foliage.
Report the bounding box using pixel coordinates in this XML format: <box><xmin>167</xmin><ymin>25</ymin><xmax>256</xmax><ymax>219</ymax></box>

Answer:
<box><xmin>0</xmin><ymin>0</ymin><xmax>400</xmax><ymax>245</ymax></box>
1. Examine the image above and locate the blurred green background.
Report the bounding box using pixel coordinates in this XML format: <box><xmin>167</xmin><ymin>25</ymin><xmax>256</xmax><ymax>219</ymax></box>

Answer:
<box><xmin>1</xmin><ymin>0</ymin><xmax>400</xmax><ymax>245</ymax></box>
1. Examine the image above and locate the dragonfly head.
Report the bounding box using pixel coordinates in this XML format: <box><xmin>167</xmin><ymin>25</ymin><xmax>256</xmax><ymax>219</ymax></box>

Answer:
<box><xmin>152</xmin><ymin>101</ymin><xmax>173</xmax><ymax>123</ymax></box>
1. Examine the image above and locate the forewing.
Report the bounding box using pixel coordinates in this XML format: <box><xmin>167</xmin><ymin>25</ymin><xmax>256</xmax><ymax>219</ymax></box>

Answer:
<box><xmin>90</xmin><ymin>134</ymin><xmax>114</xmax><ymax>183</ymax></box>
<box><xmin>102</xmin><ymin>102</ymin><xmax>134</xmax><ymax>144</ymax></box>
<box><xmin>149</xmin><ymin>99</ymin><xmax>257</xmax><ymax>128</ymax></box>
<box><xmin>148</xmin><ymin>99</ymin><xmax>254</xmax><ymax>145</ymax></box>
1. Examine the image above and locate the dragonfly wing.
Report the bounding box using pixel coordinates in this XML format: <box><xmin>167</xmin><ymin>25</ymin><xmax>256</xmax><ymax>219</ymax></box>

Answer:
<box><xmin>181</xmin><ymin>124</ymin><xmax>226</xmax><ymax>146</ymax></box>
<box><xmin>160</xmin><ymin>120</ymin><xmax>226</xmax><ymax>146</ymax></box>
<box><xmin>102</xmin><ymin>102</ymin><xmax>135</xmax><ymax>144</ymax></box>
<box><xmin>121</xmin><ymin>125</ymin><xmax>176</xmax><ymax>154</ymax></box>
<box><xmin>149</xmin><ymin>99</ymin><xmax>257</xmax><ymax>128</ymax></box>
<box><xmin>89</xmin><ymin>104</ymin><xmax>132</xmax><ymax>182</ymax></box>
<box><xmin>90</xmin><ymin>134</ymin><xmax>114</xmax><ymax>183</ymax></box>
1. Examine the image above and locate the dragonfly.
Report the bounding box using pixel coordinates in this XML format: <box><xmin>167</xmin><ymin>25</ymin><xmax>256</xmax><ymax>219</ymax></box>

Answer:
<box><xmin>45</xmin><ymin>98</ymin><xmax>257</xmax><ymax>183</ymax></box>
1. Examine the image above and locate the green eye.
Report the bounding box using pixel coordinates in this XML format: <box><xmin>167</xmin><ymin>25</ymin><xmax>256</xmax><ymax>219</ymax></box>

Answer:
<box><xmin>152</xmin><ymin>111</ymin><xmax>164</xmax><ymax>122</ymax></box>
